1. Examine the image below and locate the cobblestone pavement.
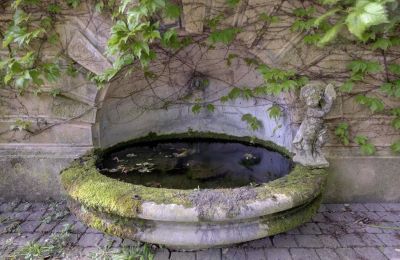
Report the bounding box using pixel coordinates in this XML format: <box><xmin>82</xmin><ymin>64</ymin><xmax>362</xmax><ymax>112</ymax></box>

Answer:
<box><xmin>1</xmin><ymin>199</ymin><xmax>400</xmax><ymax>259</ymax></box>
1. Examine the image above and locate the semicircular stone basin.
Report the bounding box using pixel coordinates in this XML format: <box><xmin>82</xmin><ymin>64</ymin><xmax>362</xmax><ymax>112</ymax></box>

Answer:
<box><xmin>61</xmin><ymin>132</ymin><xmax>327</xmax><ymax>250</ymax></box>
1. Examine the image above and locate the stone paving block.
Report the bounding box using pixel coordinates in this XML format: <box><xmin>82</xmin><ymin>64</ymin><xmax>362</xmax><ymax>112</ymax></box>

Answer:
<box><xmin>298</xmin><ymin>223</ymin><xmax>321</xmax><ymax>235</ymax></box>
<box><xmin>377</xmin><ymin>211</ymin><xmax>400</xmax><ymax>222</ymax></box>
<box><xmin>52</xmin><ymin>221</ymin><xmax>73</xmax><ymax>233</ymax></box>
<box><xmin>154</xmin><ymin>249</ymin><xmax>170</xmax><ymax>260</ymax></box>
<box><xmin>86</xmin><ymin>227</ymin><xmax>102</xmax><ymax>234</ymax></box>
<box><xmin>19</xmin><ymin>220</ymin><xmax>41</xmax><ymax>233</ymax></box>
<box><xmin>318</xmin><ymin>204</ymin><xmax>327</xmax><ymax>212</ymax></box>
<box><xmin>121</xmin><ymin>238</ymin><xmax>137</xmax><ymax>247</ymax></box>
<box><xmin>346</xmin><ymin>203</ymin><xmax>368</xmax><ymax>212</ymax></box>
<box><xmin>376</xmin><ymin>222</ymin><xmax>400</xmax><ymax>234</ymax></box>
<box><xmin>323</xmin><ymin>212</ymin><xmax>357</xmax><ymax>222</ymax></box>
<box><xmin>78</xmin><ymin>233</ymin><xmax>104</xmax><ymax>247</ymax></box>
<box><xmin>335</xmin><ymin>248</ymin><xmax>361</xmax><ymax>260</ymax></box>
<box><xmin>317</xmin><ymin>223</ymin><xmax>346</xmax><ymax>235</ymax></box>
<box><xmin>196</xmin><ymin>248</ymin><xmax>221</xmax><ymax>260</ymax></box>
<box><xmin>13</xmin><ymin>232</ymin><xmax>42</xmax><ymax>246</ymax></box>
<box><xmin>36</xmin><ymin>221</ymin><xmax>58</xmax><ymax>233</ymax></box>
<box><xmin>14</xmin><ymin>202</ymin><xmax>31</xmax><ymax>212</ymax></box>
<box><xmin>311</xmin><ymin>213</ymin><xmax>328</xmax><ymax>223</ymax></box>
<box><xmin>294</xmin><ymin>235</ymin><xmax>323</xmax><ymax>248</ymax></box>
<box><xmin>359</xmin><ymin>233</ymin><xmax>385</xmax><ymax>246</ymax></box>
<box><xmin>377</xmin><ymin>233</ymin><xmax>400</xmax><ymax>246</ymax></box>
<box><xmin>381</xmin><ymin>247</ymin><xmax>400</xmax><ymax>259</ymax></box>
<box><xmin>244</xmin><ymin>237</ymin><xmax>273</xmax><ymax>248</ymax></box>
<box><xmin>170</xmin><ymin>251</ymin><xmax>196</xmax><ymax>260</ymax></box>
<box><xmin>0</xmin><ymin>233</ymin><xmax>18</xmax><ymax>248</ymax></box>
<box><xmin>382</xmin><ymin>203</ymin><xmax>400</xmax><ymax>211</ymax></box>
<box><xmin>354</xmin><ymin>247</ymin><xmax>387</xmax><ymax>260</ymax></box>
<box><xmin>99</xmin><ymin>234</ymin><xmax>122</xmax><ymax>248</ymax></box>
<box><xmin>265</xmin><ymin>248</ymin><xmax>292</xmax><ymax>260</ymax></box>
<box><xmin>26</xmin><ymin>209</ymin><xmax>46</xmax><ymax>221</ymax></box>
<box><xmin>0</xmin><ymin>200</ymin><xmax>20</xmax><ymax>213</ymax></box>
<box><xmin>222</xmin><ymin>248</ymin><xmax>246</xmax><ymax>260</ymax></box>
<box><xmin>362</xmin><ymin>224</ymin><xmax>384</xmax><ymax>234</ymax></box>
<box><xmin>318</xmin><ymin>235</ymin><xmax>341</xmax><ymax>248</ymax></box>
<box><xmin>290</xmin><ymin>248</ymin><xmax>319</xmax><ymax>260</ymax></box>
<box><xmin>272</xmin><ymin>234</ymin><xmax>298</xmax><ymax>248</ymax></box>
<box><xmin>71</xmin><ymin>221</ymin><xmax>88</xmax><ymax>234</ymax></box>
<box><xmin>315</xmin><ymin>248</ymin><xmax>340</xmax><ymax>260</ymax></box>
<box><xmin>325</xmin><ymin>204</ymin><xmax>346</xmax><ymax>212</ymax></box>
<box><xmin>244</xmin><ymin>248</ymin><xmax>265</xmax><ymax>260</ymax></box>
<box><xmin>364</xmin><ymin>203</ymin><xmax>386</xmax><ymax>212</ymax></box>
<box><xmin>337</xmin><ymin>233</ymin><xmax>365</xmax><ymax>247</ymax></box>
<box><xmin>286</xmin><ymin>228</ymin><xmax>301</xmax><ymax>234</ymax></box>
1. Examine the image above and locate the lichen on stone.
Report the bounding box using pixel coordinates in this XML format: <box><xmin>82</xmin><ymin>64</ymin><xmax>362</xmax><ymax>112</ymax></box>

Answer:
<box><xmin>189</xmin><ymin>187</ymin><xmax>257</xmax><ymax>220</ymax></box>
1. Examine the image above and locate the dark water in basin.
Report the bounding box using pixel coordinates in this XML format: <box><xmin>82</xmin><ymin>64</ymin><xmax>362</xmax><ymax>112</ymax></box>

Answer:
<box><xmin>99</xmin><ymin>139</ymin><xmax>293</xmax><ymax>189</ymax></box>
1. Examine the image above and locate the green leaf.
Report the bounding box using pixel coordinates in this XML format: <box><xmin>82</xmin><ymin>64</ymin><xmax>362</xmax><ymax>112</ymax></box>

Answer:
<box><xmin>226</xmin><ymin>0</ymin><xmax>240</xmax><ymax>7</ymax></box>
<box><xmin>293</xmin><ymin>7</ymin><xmax>315</xmax><ymax>17</ymax></box>
<box><xmin>339</xmin><ymin>81</ymin><xmax>354</xmax><ymax>92</ymax></box>
<box><xmin>335</xmin><ymin>123</ymin><xmax>350</xmax><ymax>145</ymax></box>
<box><xmin>392</xmin><ymin>118</ymin><xmax>400</xmax><ymax>130</ymax></box>
<box><xmin>164</xmin><ymin>1</ymin><xmax>180</xmax><ymax>19</ymax></box>
<box><xmin>388</xmin><ymin>64</ymin><xmax>400</xmax><ymax>75</ymax></box>
<box><xmin>241</xmin><ymin>114</ymin><xmax>262</xmax><ymax>131</ymax></box>
<box><xmin>345</xmin><ymin>0</ymin><xmax>389</xmax><ymax>40</ymax></box>
<box><xmin>206</xmin><ymin>104</ymin><xmax>215</xmax><ymax>112</ymax></box>
<box><xmin>192</xmin><ymin>104</ymin><xmax>202</xmax><ymax>114</ymax></box>
<box><xmin>267</xmin><ymin>105</ymin><xmax>281</xmax><ymax>120</ymax></box>
<box><xmin>372</xmin><ymin>38</ymin><xmax>392</xmax><ymax>50</ymax></box>
<box><xmin>317</xmin><ymin>23</ymin><xmax>343</xmax><ymax>46</ymax></box>
<box><xmin>391</xmin><ymin>140</ymin><xmax>400</xmax><ymax>154</ymax></box>
<box><xmin>67</xmin><ymin>0</ymin><xmax>80</xmax><ymax>8</ymax></box>
<box><xmin>208</xmin><ymin>28</ymin><xmax>241</xmax><ymax>45</ymax></box>
<box><xmin>314</xmin><ymin>8</ymin><xmax>340</xmax><ymax>27</ymax></box>
<box><xmin>48</xmin><ymin>4</ymin><xmax>61</xmax><ymax>14</ymax></box>
<box><xmin>355</xmin><ymin>135</ymin><xmax>375</xmax><ymax>155</ymax></box>
<box><xmin>355</xmin><ymin>95</ymin><xmax>385</xmax><ymax>112</ymax></box>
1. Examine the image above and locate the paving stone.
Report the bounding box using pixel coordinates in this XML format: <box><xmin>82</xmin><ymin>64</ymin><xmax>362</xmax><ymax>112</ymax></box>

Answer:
<box><xmin>295</xmin><ymin>235</ymin><xmax>323</xmax><ymax>248</ymax></box>
<box><xmin>222</xmin><ymin>248</ymin><xmax>246</xmax><ymax>260</ymax></box>
<box><xmin>359</xmin><ymin>233</ymin><xmax>385</xmax><ymax>246</ymax></box>
<box><xmin>86</xmin><ymin>227</ymin><xmax>102</xmax><ymax>234</ymax></box>
<box><xmin>346</xmin><ymin>203</ymin><xmax>368</xmax><ymax>212</ymax></box>
<box><xmin>121</xmin><ymin>238</ymin><xmax>138</xmax><ymax>247</ymax></box>
<box><xmin>286</xmin><ymin>228</ymin><xmax>301</xmax><ymax>234</ymax></box>
<box><xmin>196</xmin><ymin>248</ymin><xmax>221</xmax><ymax>260</ymax></box>
<box><xmin>337</xmin><ymin>233</ymin><xmax>365</xmax><ymax>247</ymax></box>
<box><xmin>354</xmin><ymin>247</ymin><xmax>387</xmax><ymax>260</ymax></box>
<box><xmin>19</xmin><ymin>220</ymin><xmax>41</xmax><ymax>233</ymax></box>
<box><xmin>317</xmin><ymin>223</ymin><xmax>346</xmax><ymax>235</ymax></box>
<box><xmin>377</xmin><ymin>211</ymin><xmax>400</xmax><ymax>222</ymax></box>
<box><xmin>244</xmin><ymin>248</ymin><xmax>265</xmax><ymax>259</ymax></box>
<box><xmin>298</xmin><ymin>223</ymin><xmax>321</xmax><ymax>235</ymax></box>
<box><xmin>0</xmin><ymin>200</ymin><xmax>20</xmax><ymax>213</ymax></box>
<box><xmin>325</xmin><ymin>204</ymin><xmax>346</xmax><ymax>212</ymax></box>
<box><xmin>81</xmin><ymin>247</ymin><xmax>98</xmax><ymax>259</ymax></box>
<box><xmin>13</xmin><ymin>233</ymin><xmax>42</xmax><ymax>246</ymax></box>
<box><xmin>265</xmin><ymin>248</ymin><xmax>292</xmax><ymax>260</ymax></box>
<box><xmin>170</xmin><ymin>251</ymin><xmax>196</xmax><ymax>260</ymax></box>
<box><xmin>377</xmin><ymin>233</ymin><xmax>400</xmax><ymax>246</ymax></box>
<box><xmin>290</xmin><ymin>248</ymin><xmax>319</xmax><ymax>260</ymax></box>
<box><xmin>358</xmin><ymin>211</ymin><xmax>383</xmax><ymax>222</ymax></box>
<box><xmin>52</xmin><ymin>221</ymin><xmax>73</xmax><ymax>233</ymax></box>
<box><xmin>71</xmin><ymin>221</ymin><xmax>87</xmax><ymax>234</ymax></box>
<box><xmin>318</xmin><ymin>235</ymin><xmax>341</xmax><ymax>248</ymax></box>
<box><xmin>318</xmin><ymin>204</ymin><xmax>327</xmax><ymax>212</ymax></box>
<box><xmin>362</xmin><ymin>224</ymin><xmax>383</xmax><ymax>234</ymax></box>
<box><xmin>36</xmin><ymin>221</ymin><xmax>58</xmax><ymax>233</ymax></box>
<box><xmin>364</xmin><ymin>203</ymin><xmax>386</xmax><ymax>212</ymax></box>
<box><xmin>377</xmin><ymin>222</ymin><xmax>400</xmax><ymax>234</ymax></box>
<box><xmin>272</xmin><ymin>234</ymin><xmax>297</xmax><ymax>248</ymax></box>
<box><xmin>26</xmin><ymin>209</ymin><xmax>46</xmax><ymax>221</ymax></box>
<box><xmin>244</xmin><ymin>237</ymin><xmax>272</xmax><ymax>248</ymax></box>
<box><xmin>323</xmin><ymin>212</ymin><xmax>356</xmax><ymax>222</ymax></box>
<box><xmin>14</xmin><ymin>202</ymin><xmax>31</xmax><ymax>212</ymax></box>
<box><xmin>381</xmin><ymin>247</ymin><xmax>400</xmax><ymax>259</ymax></box>
<box><xmin>78</xmin><ymin>233</ymin><xmax>104</xmax><ymax>247</ymax></box>
<box><xmin>311</xmin><ymin>213</ymin><xmax>328</xmax><ymax>222</ymax></box>
<box><xmin>315</xmin><ymin>248</ymin><xmax>340</xmax><ymax>260</ymax></box>
<box><xmin>382</xmin><ymin>203</ymin><xmax>400</xmax><ymax>212</ymax></box>
<box><xmin>335</xmin><ymin>248</ymin><xmax>361</xmax><ymax>260</ymax></box>
<box><xmin>99</xmin><ymin>234</ymin><xmax>122</xmax><ymax>248</ymax></box>
<box><xmin>0</xmin><ymin>233</ymin><xmax>19</xmax><ymax>248</ymax></box>
<box><xmin>154</xmin><ymin>249</ymin><xmax>170</xmax><ymax>260</ymax></box>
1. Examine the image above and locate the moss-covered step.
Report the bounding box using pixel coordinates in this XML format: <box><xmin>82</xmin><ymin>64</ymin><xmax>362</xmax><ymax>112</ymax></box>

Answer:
<box><xmin>61</xmin><ymin>132</ymin><xmax>327</xmax><ymax>249</ymax></box>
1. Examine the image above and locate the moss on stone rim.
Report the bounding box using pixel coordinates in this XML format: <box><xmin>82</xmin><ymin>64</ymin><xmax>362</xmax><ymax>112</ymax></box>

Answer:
<box><xmin>61</xmin><ymin>132</ymin><xmax>327</xmax><ymax>219</ymax></box>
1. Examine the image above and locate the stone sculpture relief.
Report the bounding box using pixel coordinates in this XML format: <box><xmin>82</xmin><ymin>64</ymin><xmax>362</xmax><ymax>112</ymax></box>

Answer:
<box><xmin>293</xmin><ymin>82</ymin><xmax>336</xmax><ymax>168</ymax></box>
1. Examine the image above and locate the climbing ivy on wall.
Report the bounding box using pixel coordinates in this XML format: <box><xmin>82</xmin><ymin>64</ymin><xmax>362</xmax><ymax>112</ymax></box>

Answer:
<box><xmin>0</xmin><ymin>0</ymin><xmax>400</xmax><ymax>155</ymax></box>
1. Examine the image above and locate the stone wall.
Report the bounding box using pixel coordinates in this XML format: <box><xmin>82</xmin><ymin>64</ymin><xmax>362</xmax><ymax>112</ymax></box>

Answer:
<box><xmin>0</xmin><ymin>0</ymin><xmax>399</xmax><ymax>202</ymax></box>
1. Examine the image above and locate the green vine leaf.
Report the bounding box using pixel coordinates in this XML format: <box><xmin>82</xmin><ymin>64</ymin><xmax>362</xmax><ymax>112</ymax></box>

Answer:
<box><xmin>208</xmin><ymin>28</ymin><xmax>241</xmax><ymax>45</ymax></box>
<box><xmin>355</xmin><ymin>95</ymin><xmax>385</xmax><ymax>113</ymax></box>
<box><xmin>339</xmin><ymin>81</ymin><xmax>354</xmax><ymax>93</ymax></box>
<box><xmin>391</xmin><ymin>140</ymin><xmax>400</xmax><ymax>154</ymax></box>
<box><xmin>335</xmin><ymin>123</ymin><xmax>350</xmax><ymax>145</ymax></box>
<box><xmin>267</xmin><ymin>105</ymin><xmax>281</xmax><ymax>120</ymax></box>
<box><xmin>241</xmin><ymin>114</ymin><xmax>262</xmax><ymax>131</ymax></box>
<box><xmin>355</xmin><ymin>135</ymin><xmax>376</xmax><ymax>155</ymax></box>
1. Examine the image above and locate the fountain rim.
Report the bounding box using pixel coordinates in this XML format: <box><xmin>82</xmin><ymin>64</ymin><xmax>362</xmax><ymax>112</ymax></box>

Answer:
<box><xmin>61</xmin><ymin>132</ymin><xmax>327</xmax><ymax>223</ymax></box>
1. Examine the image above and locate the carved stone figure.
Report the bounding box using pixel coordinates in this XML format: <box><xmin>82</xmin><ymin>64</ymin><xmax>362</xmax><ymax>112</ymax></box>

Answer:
<box><xmin>293</xmin><ymin>82</ymin><xmax>336</xmax><ymax>168</ymax></box>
